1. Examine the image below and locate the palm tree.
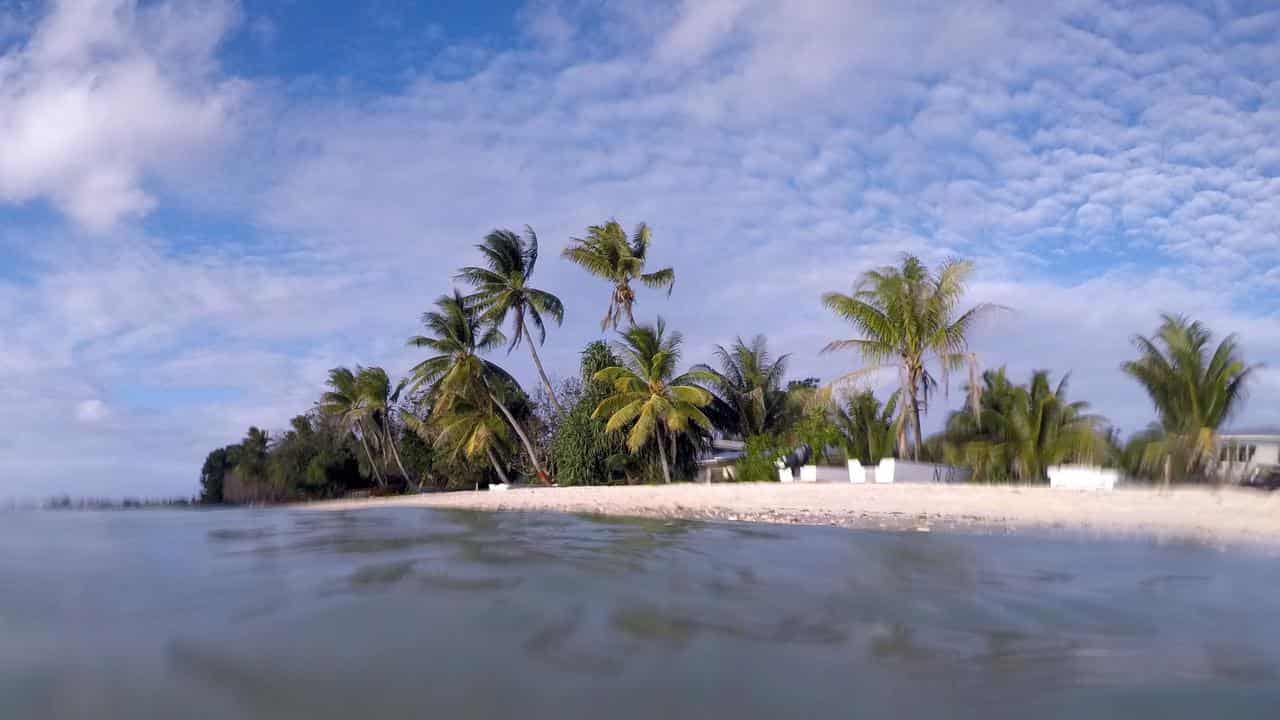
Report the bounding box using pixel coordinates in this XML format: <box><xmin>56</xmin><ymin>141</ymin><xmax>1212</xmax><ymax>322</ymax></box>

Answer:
<box><xmin>834</xmin><ymin>390</ymin><xmax>900</xmax><ymax>465</ymax></box>
<box><xmin>693</xmin><ymin>335</ymin><xmax>792</xmax><ymax>439</ymax></box>
<box><xmin>1121</xmin><ymin>314</ymin><xmax>1255</xmax><ymax>484</ymax></box>
<box><xmin>562</xmin><ymin>219</ymin><xmax>674</xmax><ymax>330</ymax></box>
<box><xmin>407</xmin><ymin>290</ymin><xmax>549</xmax><ymax>481</ymax></box>
<box><xmin>414</xmin><ymin>398</ymin><xmax>515</xmax><ymax>485</ymax></box>
<box><xmin>354</xmin><ymin>366</ymin><xmax>414</xmax><ymax>487</ymax></box>
<box><xmin>592</xmin><ymin>319</ymin><xmax>714</xmax><ymax>483</ymax></box>
<box><xmin>822</xmin><ymin>254</ymin><xmax>999</xmax><ymax>460</ymax></box>
<box><xmin>320</xmin><ymin>367</ymin><xmax>386</xmax><ymax>487</ymax></box>
<box><xmin>457</xmin><ymin>227</ymin><xmax>567</xmax><ymax>413</ymax></box>
<box><xmin>941</xmin><ymin>369</ymin><xmax>1103</xmax><ymax>483</ymax></box>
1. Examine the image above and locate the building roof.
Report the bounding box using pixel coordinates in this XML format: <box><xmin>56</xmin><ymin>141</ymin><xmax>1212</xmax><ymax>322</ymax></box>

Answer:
<box><xmin>1220</xmin><ymin>426</ymin><xmax>1280</xmax><ymax>439</ymax></box>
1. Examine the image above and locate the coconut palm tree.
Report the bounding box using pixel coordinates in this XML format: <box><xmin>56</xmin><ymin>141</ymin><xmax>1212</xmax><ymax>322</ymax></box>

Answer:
<box><xmin>592</xmin><ymin>319</ymin><xmax>714</xmax><ymax>483</ymax></box>
<box><xmin>320</xmin><ymin>367</ymin><xmax>386</xmax><ymax>487</ymax></box>
<box><xmin>693</xmin><ymin>335</ymin><xmax>792</xmax><ymax>439</ymax></box>
<box><xmin>1121</xmin><ymin>314</ymin><xmax>1255</xmax><ymax>484</ymax></box>
<box><xmin>407</xmin><ymin>290</ymin><xmax>549</xmax><ymax>481</ymax></box>
<box><xmin>562</xmin><ymin>219</ymin><xmax>674</xmax><ymax>330</ymax></box>
<box><xmin>834</xmin><ymin>390</ymin><xmax>900</xmax><ymax>465</ymax></box>
<box><xmin>412</xmin><ymin>397</ymin><xmax>515</xmax><ymax>485</ymax></box>
<box><xmin>354</xmin><ymin>366</ymin><xmax>414</xmax><ymax>487</ymax></box>
<box><xmin>941</xmin><ymin>369</ymin><xmax>1104</xmax><ymax>483</ymax></box>
<box><xmin>822</xmin><ymin>254</ymin><xmax>999</xmax><ymax>460</ymax></box>
<box><xmin>457</xmin><ymin>227</ymin><xmax>567</xmax><ymax>413</ymax></box>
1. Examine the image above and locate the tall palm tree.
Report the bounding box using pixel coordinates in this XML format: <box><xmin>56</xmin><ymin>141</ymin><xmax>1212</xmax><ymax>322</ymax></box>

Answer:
<box><xmin>834</xmin><ymin>390</ymin><xmax>900</xmax><ymax>465</ymax></box>
<box><xmin>941</xmin><ymin>369</ymin><xmax>1103</xmax><ymax>483</ymax></box>
<box><xmin>693</xmin><ymin>335</ymin><xmax>791</xmax><ymax>438</ymax></box>
<box><xmin>1121</xmin><ymin>314</ymin><xmax>1255</xmax><ymax>484</ymax></box>
<box><xmin>456</xmin><ymin>227</ymin><xmax>567</xmax><ymax>413</ymax></box>
<box><xmin>355</xmin><ymin>366</ymin><xmax>414</xmax><ymax>487</ymax></box>
<box><xmin>407</xmin><ymin>290</ymin><xmax>549</xmax><ymax>481</ymax></box>
<box><xmin>562</xmin><ymin>219</ymin><xmax>675</xmax><ymax>330</ymax></box>
<box><xmin>320</xmin><ymin>367</ymin><xmax>386</xmax><ymax>487</ymax></box>
<box><xmin>591</xmin><ymin>319</ymin><xmax>714</xmax><ymax>483</ymax></box>
<box><xmin>822</xmin><ymin>254</ymin><xmax>999</xmax><ymax>460</ymax></box>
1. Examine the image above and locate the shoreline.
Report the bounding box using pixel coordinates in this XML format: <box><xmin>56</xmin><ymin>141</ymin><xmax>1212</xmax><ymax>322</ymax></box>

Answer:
<box><xmin>302</xmin><ymin>483</ymin><xmax>1280</xmax><ymax>549</ymax></box>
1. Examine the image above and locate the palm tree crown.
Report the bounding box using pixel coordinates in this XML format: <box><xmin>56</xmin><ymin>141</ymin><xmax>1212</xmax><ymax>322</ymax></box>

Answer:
<box><xmin>693</xmin><ymin>335</ymin><xmax>791</xmax><ymax>439</ymax></box>
<box><xmin>941</xmin><ymin>369</ymin><xmax>1103</xmax><ymax>483</ymax></box>
<box><xmin>320</xmin><ymin>366</ymin><xmax>387</xmax><ymax>487</ymax></box>
<box><xmin>591</xmin><ymin>319</ymin><xmax>714</xmax><ymax>482</ymax></box>
<box><xmin>835</xmin><ymin>390</ymin><xmax>899</xmax><ymax>465</ymax></box>
<box><xmin>562</xmin><ymin>219</ymin><xmax>674</xmax><ymax>330</ymax></box>
<box><xmin>407</xmin><ymin>290</ymin><xmax>549</xmax><ymax>480</ymax></box>
<box><xmin>1121</xmin><ymin>314</ymin><xmax>1255</xmax><ymax>481</ymax></box>
<box><xmin>822</xmin><ymin>254</ymin><xmax>999</xmax><ymax>460</ymax></box>
<box><xmin>456</xmin><ymin>227</ymin><xmax>567</xmax><ymax>412</ymax></box>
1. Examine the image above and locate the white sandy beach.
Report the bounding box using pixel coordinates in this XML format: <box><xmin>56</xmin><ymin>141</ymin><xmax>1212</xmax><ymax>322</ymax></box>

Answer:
<box><xmin>306</xmin><ymin>483</ymin><xmax>1280</xmax><ymax>548</ymax></box>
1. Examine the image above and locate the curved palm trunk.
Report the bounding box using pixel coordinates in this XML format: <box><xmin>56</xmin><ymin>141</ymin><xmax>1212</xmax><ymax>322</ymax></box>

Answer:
<box><xmin>486</xmin><ymin>446</ymin><xmax>511</xmax><ymax>485</ymax></box>
<box><xmin>356</xmin><ymin>423</ymin><xmax>386</xmax><ymax>487</ymax></box>
<box><xmin>488</xmin><ymin>391</ymin><xmax>549</xmax><ymax>482</ymax></box>
<box><xmin>656</xmin><ymin>430</ymin><xmax>672</xmax><ymax>483</ymax></box>
<box><xmin>522</xmin><ymin>319</ymin><xmax>562</xmax><ymax>414</ymax></box>
<box><xmin>385</xmin><ymin>423</ymin><xmax>415</xmax><ymax>489</ymax></box>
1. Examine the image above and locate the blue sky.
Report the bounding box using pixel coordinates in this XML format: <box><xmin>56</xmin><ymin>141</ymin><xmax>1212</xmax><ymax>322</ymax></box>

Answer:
<box><xmin>1</xmin><ymin>0</ymin><xmax>1279</xmax><ymax>499</ymax></box>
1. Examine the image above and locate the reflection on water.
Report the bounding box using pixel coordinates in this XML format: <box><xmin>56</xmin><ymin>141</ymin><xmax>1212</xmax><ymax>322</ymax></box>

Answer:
<box><xmin>2</xmin><ymin>507</ymin><xmax>1279</xmax><ymax>718</ymax></box>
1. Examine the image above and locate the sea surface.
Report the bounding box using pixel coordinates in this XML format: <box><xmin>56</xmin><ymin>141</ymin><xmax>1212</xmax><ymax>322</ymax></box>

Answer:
<box><xmin>2</xmin><ymin>507</ymin><xmax>1279</xmax><ymax>718</ymax></box>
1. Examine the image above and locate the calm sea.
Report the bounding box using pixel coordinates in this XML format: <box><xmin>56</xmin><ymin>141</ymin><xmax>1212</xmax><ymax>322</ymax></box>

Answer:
<box><xmin>2</xmin><ymin>507</ymin><xmax>1278</xmax><ymax>718</ymax></box>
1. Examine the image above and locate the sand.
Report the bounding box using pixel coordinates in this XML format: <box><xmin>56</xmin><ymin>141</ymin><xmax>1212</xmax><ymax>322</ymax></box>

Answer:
<box><xmin>306</xmin><ymin>482</ymin><xmax>1280</xmax><ymax>549</ymax></box>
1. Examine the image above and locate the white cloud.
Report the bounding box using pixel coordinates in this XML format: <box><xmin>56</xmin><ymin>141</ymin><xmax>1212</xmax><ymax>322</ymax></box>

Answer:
<box><xmin>74</xmin><ymin>399</ymin><xmax>110</xmax><ymax>424</ymax></box>
<box><xmin>0</xmin><ymin>0</ymin><xmax>244</xmax><ymax>230</ymax></box>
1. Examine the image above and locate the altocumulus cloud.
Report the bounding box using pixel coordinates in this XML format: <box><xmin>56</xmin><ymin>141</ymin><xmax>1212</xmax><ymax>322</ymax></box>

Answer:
<box><xmin>0</xmin><ymin>0</ymin><xmax>1277</xmax><ymax>499</ymax></box>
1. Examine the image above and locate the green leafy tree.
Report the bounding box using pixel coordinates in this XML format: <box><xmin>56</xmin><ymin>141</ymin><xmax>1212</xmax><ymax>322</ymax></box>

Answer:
<box><xmin>941</xmin><ymin>369</ymin><xmax>1104</xmax><ymax>483</ymax></box>
<box><xmin>1121</xmin><ymin>314</ymin><xmax>1256</xmax><ymax>484</ymax></box>
<box><xmin>822</xmin><ymin>254</ymin><xmax>999</xmax><ymax>460</ymax></box>
<box><xmin>199</xmin><ymin>447</ymin><xmax>232</xmax><ymax>503</ymax></box>
<box><xmin>407</xmin><ymin>290</ymin><xmax>549</xmax><ymax>480</ymax></box>
<box><xmin>425</xmin><ymin>397</ymin><xmax>516</xmax><ymax>485</ymax></box>
<box><xmin>551</xmin><ymin>342</ymin><xmax>629</xmax><ymax>486</ymax></box>
<box><xmin>457</xmin><ymin>227</ymin><xmax>567</xmax><ymax>413</ymax></box>
<box><xmin>694</xmin><ymin>335</ymin><xmax>792</xmax><ymax>438</ymax></box>
<box><xmin>835</xmin><ymin>390</ymin><xmax>899</xmax><ymax>465</ymax></box>
<box><xmin>562</xmin><ymin>219</ymin><xmax>674</xmax><ymax>330</ymax></box>
<box><xmin>592</xmin><ymin>319</ymin><xmax>714</xmax><ymax>483</ymax></box>
<box><xmin>320</xmin><ymin>366</ymin><xmax>387</xmax><ymax>487</ymax></box>
<box><xmin>355</xmin><ymin>366</ymin><xmax>414</xmax><ymax>486</ymax></box>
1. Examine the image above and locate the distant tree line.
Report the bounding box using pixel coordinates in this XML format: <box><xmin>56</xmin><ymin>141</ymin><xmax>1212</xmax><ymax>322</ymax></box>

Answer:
<box><xmin>199</xmin><ymin>221</ymin><xmax>1258</xmax><ymax>503</ymax></box>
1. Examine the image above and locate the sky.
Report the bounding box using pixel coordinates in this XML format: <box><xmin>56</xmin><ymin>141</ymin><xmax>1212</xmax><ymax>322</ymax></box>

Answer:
<box><xmin>1</xmin><ymin>0</ymin><xmax>1279</xmax><ymax>499</ymax></box>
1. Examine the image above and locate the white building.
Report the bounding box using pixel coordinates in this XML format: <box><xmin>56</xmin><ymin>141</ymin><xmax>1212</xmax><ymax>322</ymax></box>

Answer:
<box><xmin>1215</xmin><ymin>428</ymin><xmax>1280</xmax><ymax>486</ymax></box>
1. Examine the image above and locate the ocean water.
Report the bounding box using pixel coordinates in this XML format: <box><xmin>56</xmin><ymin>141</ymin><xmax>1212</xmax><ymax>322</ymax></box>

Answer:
<box><xmin>2</xmin><ymin>508</ymin><xmax>1278</xmax><ymax>719</ymax></box>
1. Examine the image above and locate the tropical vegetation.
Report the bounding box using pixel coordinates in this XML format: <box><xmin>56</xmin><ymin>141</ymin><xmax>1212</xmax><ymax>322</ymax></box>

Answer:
<box><xmin>197</xmin><ymin>231</ymin><xmax>1262</xmax><ymax>503</ymax></box>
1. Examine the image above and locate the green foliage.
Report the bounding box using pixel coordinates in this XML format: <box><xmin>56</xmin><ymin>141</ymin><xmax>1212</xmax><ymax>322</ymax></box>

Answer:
<box><xmin>562</xmin><ymin>219</ymin><xmax>675</xmax><ymax>330</ymax></box>
<box><xmin>822</xmin><ymin>254</ymin><xmax>999</xmax><ymax>460</ymax></box>
<box><xmin>456</xmin><ymin>227</ymin><xmax>566</xmax><ymax>412</ymax></box>
<box><xmin>939</xmin><ymin>369</ymin><xmax>1104</xmax><ymax>484</ymax></box>
<box><xmin>550</xmin><ymin>343</ymin><xmax>628</xmax><ymax>486</ymax></box>
<box><xmin>834</xmin><ymin>390</ymin><xmax>899</xmax><ymax>464</ymax></box>
<box><xmin>788</xmin><ymin>406</ymin><xmax>843</xmax><ymax>464</ymax></box>
<box><xmin>694</xmin><ymin>335</ymin><xmax>792</xmax><ymax>439</ymax></box>
<box><xmin>1121</xmin><ymin>314</ymin><xmax>1255</xmax><ymax>483</ymax></box>
<box><xmin>591</xmin><ymin>319</ymin><xmax>715</xmax><ymax>483</ymax></box>
<box><xmin>199</xmin><ymin>447</ymin><xmax>232</xmax><ymax>503</ymax></box>
<box><xmin>736</xmin><ymin>434</ymin><xmax>784</xmax><ymax>483</ymax></box>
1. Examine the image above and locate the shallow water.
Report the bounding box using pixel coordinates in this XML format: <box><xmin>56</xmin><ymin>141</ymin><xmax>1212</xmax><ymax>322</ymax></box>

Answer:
<box><xmin>2</xmin><ymin>508</ymin><xmax>1278</xmax><ymax>718</ymax></box>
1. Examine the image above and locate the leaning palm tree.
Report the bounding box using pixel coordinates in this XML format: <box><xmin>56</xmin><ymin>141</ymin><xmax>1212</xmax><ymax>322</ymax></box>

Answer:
<box><xmin>1121</xmin><ymin>314</ymin><xmax>1255</xmax><ymax>484</ymax></box>
<box><xmin>562</xmin><ymin>219</ymin><xmax>674</xmax><ymax>330</ymax></box>
<box><xmin>822</xmin><ymin>254</ymin><xmax>1000</xmax><ymax>460</ymax></box>
<box><xmin>320</xmin><ymin>366</ymin><xmax>386</xmax><ymax>487</ymax></box>
<box><xmin>941</xmin><ymin>369</ymin><xmax>1103</xmax><ymax>483</ymax></box>
<box><xmin>355</xmin><ymin>366</ymin><xmax>414</xmax><ymax>487</ymax></box>
<box><xmin>457</xmin><ymin>227</ymin><xmax>567</xmax><ymax>413</ymax></box>
<box><xmin>592</xmin><ymin>319</ymin><xmax>714</xmax><ymax>483</ymax></box>
<box><xmin>407</xmin><ymin>290</ymin><xmax>549</xmax><ymax>481</ymax></box>
<box><xmin>412</xmin><ymin>398</ymin><xmax>515</xmax><ymax>485</ymax></box>
<box><xmin>693</xmin><ymin>335</ymin><xmax>791</xmax><ymax>439</ymax></box>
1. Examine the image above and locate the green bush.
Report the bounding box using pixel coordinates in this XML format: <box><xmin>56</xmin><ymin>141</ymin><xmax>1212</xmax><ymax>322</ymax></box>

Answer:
<box><xmin>735</xmin><ymin>434</ymin><xmax>783</xmax><ymax>483</ymax></box>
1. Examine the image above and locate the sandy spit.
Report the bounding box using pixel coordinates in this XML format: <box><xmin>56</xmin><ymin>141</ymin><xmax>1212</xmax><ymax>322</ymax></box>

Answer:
<box><xmin>302</xmin><ymin>483</ymin><xmax>1280</xmax><ymax>549</ymax></box>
